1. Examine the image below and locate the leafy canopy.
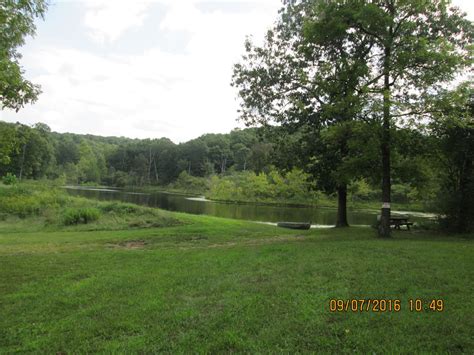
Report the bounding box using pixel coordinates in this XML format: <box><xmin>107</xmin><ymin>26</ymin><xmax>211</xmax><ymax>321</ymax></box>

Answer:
<box><xmin>0</xmin><ymin>0</ymin><xmax>48</xmax><ymax>111</ymax></box>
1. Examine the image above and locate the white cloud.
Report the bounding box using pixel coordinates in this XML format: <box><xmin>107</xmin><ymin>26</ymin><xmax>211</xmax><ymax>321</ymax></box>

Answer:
<box><xmin>83</xmin><ymin>0</ymin><xmax>152</xmax><ymax>43</ymax></box>
<box><xmin>7</xmin><ymin>0</ymin><xmax>471</xmax><ymax>143</ymax></box>
<box><xmin>0</xmin><ymin>0</ymin><xmax>282</xmax><ymax>142</ymax></box>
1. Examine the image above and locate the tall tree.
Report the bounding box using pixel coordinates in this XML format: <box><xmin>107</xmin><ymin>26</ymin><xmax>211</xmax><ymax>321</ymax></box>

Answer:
<box><xmin>232</xmin><ymin>0</ymin><xmax>371</xmax><ymax>227</ymax></box>
<box><xmin>233</xmin><ymin>143</ymin><xmax>251</xmax><ymax>171</ymax></box>
<box><xmin>0</xmin><ymin>0</ymin><xmax>48</xmax><ymax>110</ymax></box>
<box><xmin>321</xmin><ymin>0</ymin><xmax>472</xmax><ymax>236</ymax></box>
<box><xmin>178</xmin><ymin>139</ymin><xmax>209</xmax><ymax>176</ymax></box>
<box><xmin>0</xmin><ymin>121</ymin><xmax>18</xmax><ymax>167</ymax></box>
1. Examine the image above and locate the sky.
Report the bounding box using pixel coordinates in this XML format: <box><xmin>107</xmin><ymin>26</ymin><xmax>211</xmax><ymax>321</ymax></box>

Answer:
<box><xmin>0</xmin><ymin>0</ymin><xmax>472</xmax><ymax>143</ymax></box>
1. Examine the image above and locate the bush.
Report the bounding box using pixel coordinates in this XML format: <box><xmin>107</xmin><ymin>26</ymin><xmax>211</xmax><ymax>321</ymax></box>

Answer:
<box><xmin>436</xmin><ymin>189</ymin><xmax>474</xmax><ymax>233</ymax></box>
<box><xmin>173</xmin><ymin>171</ymin><xmax>209</xmax><ymax>194</ymax></box>
<box><xmin>0</xmin><ymin>187</ymin><xmax>41</xmax><ymax>217</ymax></box>
<box><xmin>98</xmin><ymin>202</ymin><xmax>139</xmax><ymax>214</ymax></box>
<box><xmin>2</xmin><ymin>173</ymin><xmax>17</xmax><ymax>185</ymax></box>
<box><xmin>431</xmin><ymin>92</ymin><xmax>474</xmax><ymax>233</ymax></box>
<box><xmin>62</xmin><ymin>207</ymin><xmax>101</xmax><ymax>225</ymax></box>
<box><xmin>208</xmin><ymin>168</ymin><xmax>317</xmax><ymax>204</ymax></box>
<box><xmin>413</xmin><ymin>219</ymin><xmax>439</xmax><ymax>231</ymax></box>
<box><xmin>348</xmin><ymin>179</ymin><xmax>375</xmax><ymax>202</ymax></box>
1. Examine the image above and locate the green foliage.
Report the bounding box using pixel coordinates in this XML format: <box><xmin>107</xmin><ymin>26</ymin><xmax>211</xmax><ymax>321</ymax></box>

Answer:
<box><xmin>0</xmin><ymin>118</ymin><xmax>446</xmax><ymax>210</ymax></box>
<box><xmin>232</xmin><ymin>0</ymin><xmax>472</xmax><ymax>235</ymax></box>
<box><xmin>208</xmin><ymin>168</ymin><xmax>318</xmax><ymax>204</ymax></box>
<box><xmin>2</xmin><ymin>173</ymin><xmax>17</xmax><ymax>185</ymax></box>
<box><xmin>77</xmin><ymin>141</ymin><xmax>106</xmax><ymax>183</ymax></box>
<box><xmin>0</xmin><ymin>184</ymin><xmax>68</xmax><ymax>218</ymax></box>
<box><xmin>0</xmin><ymin>122</ymin><xmax>56</xmax><ymax>180</ymax></box>
<box><xmin>62</xmin><ymin>207</ymin><xmax>101</xmax><ymax>225</ymax></box>
<box><xmin>178</xmin><ymin>139</ymin><xmax>209</xmax><ymax>177</ymax></box>
<box><xmin>98</xmin><ymin>202</ymin><xmax>139</xmax><ymax>214</ymax></box>
<box><xmin>0</xmin><ymin>122</ymin><xmax>18</xmax><ymax>165</ymax></box>
<box><xmin>0</xmin><ymin>0</ymin><xmax>48</xmax><ymax>110</ymax></box>
<box><xmin>430</xmin><ymin>83</ymin><xmax>474</xmax><ymax>232</ymax></box>
<box><xmin>172</xmin><ymin>171</ymin><xmax>210</xmax><ymax>194</ymax></box>
<box><xmin>0</xmin><ymin>193</ymin><xmax>40</xmax><ymax>217</ymax></box>
<box><xmin>0</xmin><ymin>182</ymin><xmax>183</xmax><ymax>232</ymax></box>
<box><xmin>348</xmin><ymin>179</ymin><xmax>375</xmax><ymax>202</ymax></box>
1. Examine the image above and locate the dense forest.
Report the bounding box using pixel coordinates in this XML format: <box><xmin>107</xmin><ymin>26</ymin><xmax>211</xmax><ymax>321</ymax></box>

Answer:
<box><xmin>0</xmin><ymin>120</ymin><xmax>275</xmax><ymax>186</ymax></box>
<box><xmin>0</xmin><ymin>115</ymin><xmax>468</xmax><ymax>215</ymax></box>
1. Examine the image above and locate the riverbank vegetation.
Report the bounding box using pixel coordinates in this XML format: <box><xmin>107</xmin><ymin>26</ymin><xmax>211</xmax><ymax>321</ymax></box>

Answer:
<box><xmin>0</xmin><ymin>120</ymin><xmax>456</xmax><ymax>216</ymax></box>
<box><xmin>164</xmin><ymin>169</ymin><xmax>428</xmax><ymax>212</ymax></box>
<box><xmin>0</xmin><ymin>182</ymin><xmax>181</xmax><ymax>233</ymax></box>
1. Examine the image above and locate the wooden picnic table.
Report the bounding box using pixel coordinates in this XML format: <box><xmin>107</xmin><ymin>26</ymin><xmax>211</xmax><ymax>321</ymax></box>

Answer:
<box><xmin>377</xmin><ymin>215</ymin><xmax>414</xmax><ymax>230</ymax></box>
<box><xmin>389</xmin><ymin>215</ymin><xmax>413</xmax><ymax>230</ymax></box>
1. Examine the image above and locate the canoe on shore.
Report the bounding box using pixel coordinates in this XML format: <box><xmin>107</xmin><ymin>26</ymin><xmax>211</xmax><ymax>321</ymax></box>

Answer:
<box><xmin>277</xmin><ymin>222</ymin><xmax>311</xmax><ymax>230</ymax></box>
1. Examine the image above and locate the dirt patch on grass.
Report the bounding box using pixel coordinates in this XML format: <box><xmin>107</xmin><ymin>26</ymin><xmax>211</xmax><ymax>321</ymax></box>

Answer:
<box><xmin>122</xmin><ymin>240</ymin><xmax>147</xmax><ymax>249</ymax></box>
<box><xmin>107</xmin><ymin>240</ymin><xmax>148</xmax><ymax>249</ymax></box>
<box><xmin>106</xmin><ymin>234</ymin><xmax>306</xmax><ymax>251</ymax></box>
<box><xmin>183</xmin><ymin>235</ymin><xmax>307</xmax><ymax>250</ymax></box>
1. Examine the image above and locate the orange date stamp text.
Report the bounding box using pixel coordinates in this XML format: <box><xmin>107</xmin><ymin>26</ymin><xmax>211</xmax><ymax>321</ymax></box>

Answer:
<box><xmin>329</xmin><ymin>299</ymin><xmax>444</xmax><ymax>312</ymax></box>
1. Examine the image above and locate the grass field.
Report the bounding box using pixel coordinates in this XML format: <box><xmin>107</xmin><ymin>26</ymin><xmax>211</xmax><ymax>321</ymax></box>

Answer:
<box><xmin>1</xmin><ymin>205</ymin><xmax>473</xmax><ymax>353</ymax></box>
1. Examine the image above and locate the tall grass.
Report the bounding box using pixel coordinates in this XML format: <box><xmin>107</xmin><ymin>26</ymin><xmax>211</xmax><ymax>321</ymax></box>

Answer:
<box><xmin>0</xmin><ymin>182</ymin><xmax>182</xmax><ymax>230</ymax></box>
<box><xmin>0</xmin><ymin>184</ymin><xmax>70</xmax><ymax>217</ymax></box>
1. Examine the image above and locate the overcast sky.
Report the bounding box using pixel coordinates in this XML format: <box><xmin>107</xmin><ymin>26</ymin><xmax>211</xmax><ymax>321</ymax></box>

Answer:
<box><xmin>0</xmin><ymin>0</ymin><xmax>472</xmax><ymax>143</ymax></box>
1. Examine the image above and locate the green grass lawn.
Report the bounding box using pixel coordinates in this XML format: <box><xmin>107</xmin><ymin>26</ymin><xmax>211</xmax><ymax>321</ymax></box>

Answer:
<box><xmin>1</xmin><ymin>212</ymin><xmax>473</xmax><ymax>353</ymax></box>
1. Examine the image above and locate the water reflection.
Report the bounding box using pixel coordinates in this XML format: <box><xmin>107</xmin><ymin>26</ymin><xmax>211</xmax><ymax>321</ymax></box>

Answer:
<box><xmin>64</xmin><ymin>186</ymin><xmax>427</xmax><ymax>226</ymax></box>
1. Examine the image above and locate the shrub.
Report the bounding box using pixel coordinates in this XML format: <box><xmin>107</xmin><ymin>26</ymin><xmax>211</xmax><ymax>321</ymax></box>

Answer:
<box><xmin>2</xmin><ymin>173</ymin><xmax>17</xmax><ymax>185</ymax></box>
<box><xmin>173</xmin><ymin>171</ymin><xmax>209</xmax><ymax>194</ymax></box>
<box><xmin>434</xmin><ymin>118</ymin><xmax>474</xmax><ymax>232</ymax></box>
<box><xmin>413</xmin><ymin>219</ymin><xmax>439</xmax><ymax>231</ymax></box>
<box><xmin>62</xmin><ymin>207</ymin><xmax>100</xmax><ymax>225</ymax></box>
<box><xmin>98</xmin><ymin>202</ymin><xmax>139</xmax><ymax>214</ymax></box>
<box><xmin>0</xmin><ymin>193</ymin><xmax>41</xmax><ymax>217</ymax></box>
<box><xmin>348</xmin><ymin>179</ymin><xmax>374</xmax><ymax>202</ymax></box>
<box><xmin>62</xmin><ymin>209</ymin><xmax>82</xmax><ymax>225</ymax></box>
<box><xmin>208</xmin><ymin>169</ymin><xmax>317</xmax><ymax>204</ymax></box>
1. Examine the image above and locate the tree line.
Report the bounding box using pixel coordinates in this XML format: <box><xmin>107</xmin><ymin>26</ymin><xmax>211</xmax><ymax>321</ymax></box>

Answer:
<box><xmin>0</xmin><ymin>122</ymin><xmax>275</xmax><ymax>185</ymax></box>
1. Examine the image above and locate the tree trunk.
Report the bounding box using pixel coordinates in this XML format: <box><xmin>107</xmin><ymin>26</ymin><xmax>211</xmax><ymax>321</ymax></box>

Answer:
<box><xmin>19</xmin><ymin>142</ymin><xmax>27</xmax><ymax>181</ymax></box>
<box><xmin>335</xmin><ymin>184</ymin><xmax>349</xmax><ymax>227</ymax></box>
<box><xmin>378</xmin><ymin>47</ymin><xmax>392</xmax><ymax>238</ymax></box>
<box><xmin>220</xmin><ymin>155</ymin><xmax>227</xmax><ymax>174</ymax></box>
<box><xmin>153</xmin><ymin>158</ymin><xmax>159</xmax><ymax>183</ymax></box>
<box><xmin>335</xmin><ymin>133</ymin><xmax>349</xmax><ymax>228</ymax></box>
<box><xmin>458</xmin><ymin>156</ymin><xmax>472</xmax><ymax>232</ymax></box>
<box><xmin>147</xmin><ymin>148</ymin><xmax>153</xmax><ymax>184</ymax></box>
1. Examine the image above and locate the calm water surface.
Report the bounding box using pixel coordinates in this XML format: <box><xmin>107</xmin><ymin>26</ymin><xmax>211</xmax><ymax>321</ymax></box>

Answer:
<box><xmin>64</xmin><ymin>186</ymin><xmax>429</xmax><ymax>226</ymax></box>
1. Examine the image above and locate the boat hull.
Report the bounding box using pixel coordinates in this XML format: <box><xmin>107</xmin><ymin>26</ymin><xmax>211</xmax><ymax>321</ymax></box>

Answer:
<box><xmin>277</xmin><ymin>222</ymin><xmax>311</xmax><ymax>230</ymax></box>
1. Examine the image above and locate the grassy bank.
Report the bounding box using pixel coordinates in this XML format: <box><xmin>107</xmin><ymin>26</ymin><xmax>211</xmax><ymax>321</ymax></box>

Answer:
<box><xmin>0</xmin><ymin>183</ymin><xmax>472</xmax><ymax>352</ymax></box>
<box><xmin>0</xmin><ymin>182</ymin><xmax>182</xmax><ymax>233</ymax></box>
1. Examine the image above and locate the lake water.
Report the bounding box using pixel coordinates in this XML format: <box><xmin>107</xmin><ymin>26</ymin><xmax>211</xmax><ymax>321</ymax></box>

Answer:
<box><xmin>64</xmin><ymin>186</ymin><xmax>431</xmax><ymax>227</ymax></box>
